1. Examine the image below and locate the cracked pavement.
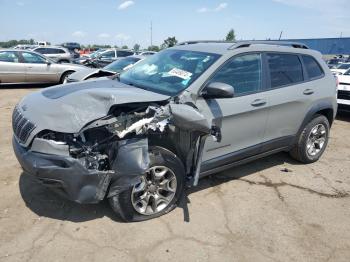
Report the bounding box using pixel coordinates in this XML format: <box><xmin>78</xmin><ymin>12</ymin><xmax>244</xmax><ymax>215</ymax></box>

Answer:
<box><xmin>1</xmin><ymin>88</ymin><xmax>350</xmax><ymax>262</ymax></box>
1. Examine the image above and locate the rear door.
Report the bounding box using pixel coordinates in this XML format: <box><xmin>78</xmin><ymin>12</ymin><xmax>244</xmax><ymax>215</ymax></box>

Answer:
<box><xmin>261</xmin><ymin>52</ymin><xmax>316</xmax><ymax>148</ymax></box>
<box><xmin>20</xmin><ymin>51</ymin><xmax>58</xmax><ymax>83</ymax></box>
<box><xmin>0</xmin><ymin>51</ymin><xmax>26</xmax><ymax>83</ymax></box>
<box><xmin>196</xmin><ymin>53</ymin><xmax>269</xmax><ymax>163</ymax></box>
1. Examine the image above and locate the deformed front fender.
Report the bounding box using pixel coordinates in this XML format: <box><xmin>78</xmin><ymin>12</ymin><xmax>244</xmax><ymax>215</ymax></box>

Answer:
<box><xmin>107</xmin><ymin>138</ymin><xmax>150</xmax><ymax>197</ymax></box>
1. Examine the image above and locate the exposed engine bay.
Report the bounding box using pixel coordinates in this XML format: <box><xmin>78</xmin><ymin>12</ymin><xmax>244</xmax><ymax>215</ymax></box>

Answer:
<box><xmin>30</xmin><ymin>101</ymin><xmax>220</xmax><ymax>197</ymax></box>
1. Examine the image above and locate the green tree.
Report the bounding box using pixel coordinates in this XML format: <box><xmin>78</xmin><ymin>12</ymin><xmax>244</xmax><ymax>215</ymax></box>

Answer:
<box><xmin>133</xmin><ymin>43</ymin><xmax>140</xmax><ymax>52</ymax></box>
<box><xmin>148</xmin><ymin>45</ymin><xmax>160</xmax><ymax>52</ymax></box>
<box><xmin>122</xmin><ymin>45</ymin><xmax>129</xmax><ymax>49</ymax></box>
<box><xmin>161</xmin><ymin>36</ymin><xmax>178</xmax><ymax>49</ymax></box>
<box><xmin>225</xmin><ymin>29</ymin><xmax>236</xmax><ymax>41</ymax></box>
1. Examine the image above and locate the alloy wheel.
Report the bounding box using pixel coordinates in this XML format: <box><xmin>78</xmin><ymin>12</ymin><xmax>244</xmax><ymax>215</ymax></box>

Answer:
<box><xmin>131</xmin><ymin>166</ymin><xmax>177</xmax><ymax>215</ymax></box>
<box><xmin>306</xmin><ymin>124</ymin><xmax>327</xmax><ymax>157</ymax></box>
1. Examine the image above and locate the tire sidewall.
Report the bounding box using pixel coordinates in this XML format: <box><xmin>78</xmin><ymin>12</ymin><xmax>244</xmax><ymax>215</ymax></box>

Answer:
<box><xmin>301</xmin><ymin>115</ymin><xmax>330</xmax><ymax>163</ymax></box>
<box><xmin>109</xmin><ymin>146</ymin><xmax>185</xmax><ymax>222</ymax></box>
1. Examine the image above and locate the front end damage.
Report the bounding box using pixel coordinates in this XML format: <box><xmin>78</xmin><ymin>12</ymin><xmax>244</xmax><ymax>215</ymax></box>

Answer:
<box><xmin>13</xmin><ymin>101</ymin><xmax>219</xmax><ymax>204</ymax></box>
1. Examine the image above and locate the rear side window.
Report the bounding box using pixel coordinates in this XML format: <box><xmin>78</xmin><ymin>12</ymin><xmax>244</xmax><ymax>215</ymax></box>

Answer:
<box><xmin>117</xmin><ymin>51</ymin><xmax>133</xmax><ymax>57</ymax></box>
<box><xmin>34</xmin><ymin>48</ymin><xmax>47</xmax><ymax>54</ymax></box>
<box><xmin>56</xmin><ymin>49</ymin><xmax>66</xmax><ymax>54</ymax></box>
<box><xmin>302</xmin><ymin>55</ymin><xmax>324</xmax><ymax>79</ymax></box>
<box><xmin>267</xmin><ymin>53</ymin><xmax>303</xmax><ymax>88</ymax></box>
<box><xmin>210</xmin><ymin>53</ymin><xmax>262</xmax><ymax>96</ymax></box>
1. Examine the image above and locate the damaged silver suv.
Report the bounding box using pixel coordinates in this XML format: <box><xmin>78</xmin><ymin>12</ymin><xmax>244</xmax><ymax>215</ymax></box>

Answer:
<box><xmin>13</xmin><ymin>41</ymin><xmax>337</xmax><ymax>221</ymax></box>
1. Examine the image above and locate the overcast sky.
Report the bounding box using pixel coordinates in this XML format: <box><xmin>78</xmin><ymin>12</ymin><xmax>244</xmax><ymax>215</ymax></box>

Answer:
<box><xmin>0</xmin><ymin>0</ymin><xmax>349</xmax><ymax>48</ymax></box>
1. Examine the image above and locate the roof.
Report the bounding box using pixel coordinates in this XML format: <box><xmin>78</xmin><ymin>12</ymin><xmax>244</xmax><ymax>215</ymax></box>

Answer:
<box><xmin>172</xmin><ymin>40</ymin><xmax>310</xmax><ymax>55</ymax></box>
<box><xmin>172</xmin><ymin>42</ymin><xmax>234</xmax><ymax>54</ymax></box>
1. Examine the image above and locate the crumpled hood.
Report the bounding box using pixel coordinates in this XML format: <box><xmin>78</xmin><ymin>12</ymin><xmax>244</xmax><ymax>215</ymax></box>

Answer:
<box><xmin>68</xmin><ymin>68</ymin><xmax>111</xmax><ymax>81</ymax></box>
<box><xmin>17</xmin><ymin>79</ymin><xmax>170</xmax><ymax>145</ymax></box>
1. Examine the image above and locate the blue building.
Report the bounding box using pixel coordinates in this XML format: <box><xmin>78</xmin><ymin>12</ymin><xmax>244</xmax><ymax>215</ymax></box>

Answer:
<box><xmin>280</xmin><ymin>38</ymin><xmax>350</xmax><ymax>55</ymax></box>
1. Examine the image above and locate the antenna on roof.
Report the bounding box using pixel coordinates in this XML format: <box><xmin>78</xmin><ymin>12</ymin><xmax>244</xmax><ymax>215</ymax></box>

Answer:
<box><xmin>279</xmin><ymin>31</ymin><xmax>283</xmax><ymax>40</ymax></box>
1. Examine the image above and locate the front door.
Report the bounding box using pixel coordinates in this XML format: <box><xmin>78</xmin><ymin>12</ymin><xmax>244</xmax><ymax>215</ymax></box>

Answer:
<box><xmin>20</xmin><ymin>52</ymin><xmax>58</xmax><ymax>83</ymax></box>
<box><xmin>195</xmin><ymin>53</ymin><xmax>269</xmax><ymax>165</ymax></box>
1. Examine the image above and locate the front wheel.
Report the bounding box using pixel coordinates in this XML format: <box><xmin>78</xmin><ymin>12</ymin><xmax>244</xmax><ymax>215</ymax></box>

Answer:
<box><xmin>108</xmin><ymin>147</ymin><xmax>185</xmax><ymax>222</ymax></box>
<box><xmin>60</xmin><ymin>71</ymin><xmax>74</xmax><ymax>84</ymax></box>
<box><xmin>289</xmin><ymin>114</ymin><xmax>330</xmax><ymax>163</ymax></box>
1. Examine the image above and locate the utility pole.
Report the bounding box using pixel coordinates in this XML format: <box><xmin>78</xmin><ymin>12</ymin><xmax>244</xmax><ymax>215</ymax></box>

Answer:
<box><xmin>150</xmin><ymin>21</ymin><xmax>153</xmax><ymax>46</ymax></box>
<box><xmin>279</xmin><ymin>30</ymin><xmax>283</xmax><ymax>40</ymax></box>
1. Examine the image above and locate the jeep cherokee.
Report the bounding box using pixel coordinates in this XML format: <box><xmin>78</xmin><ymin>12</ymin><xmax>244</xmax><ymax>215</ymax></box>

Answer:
<box><xmin>12</xmin><ymin>41</ymin><xmax>337</xmax><ymax>221</ymax></box>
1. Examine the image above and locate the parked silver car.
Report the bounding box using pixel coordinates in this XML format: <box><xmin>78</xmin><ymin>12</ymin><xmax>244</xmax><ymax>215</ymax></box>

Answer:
<box><xmin>12</xmin><ymin>41</ymin><xmax>337</xmax><ymax>222</ymax></box>
<box><xmin>97</xmin><ymin>49</ymin><xmax>134</xmax><ymax>66</ymax></box>
<box><xmin>66</xmin><ymin>55</ymin><xmax>145</xmax><ymax>83</ymax></box>
<box><xmin>0</xmin><ymin>49</ymin><xmax>86</xmax><ymax>85</ymax></box>
<box><xmin>32</xmin><ymin>46</ymin><xmax>73</xmax><ymax>63</ymax></box>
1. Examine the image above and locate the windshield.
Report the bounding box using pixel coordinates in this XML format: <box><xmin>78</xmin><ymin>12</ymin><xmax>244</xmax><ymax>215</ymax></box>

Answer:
<box><xmin>344</xmin><ymin>69</ymin><xmax>350</xmax><ymax>75</ymax></box>
<box><xmin>337</xmin><ymin>63</ymin><xmax>350</xmax><ymax>70</ymax></box>
<box><xmin>104</xmin><ymin>57</ymin><xmax>141</xmax><ymax>73</ymax></box>
<box><xmin>119</xmin><ymin>49</ymin><xmax>220</xmax><ymax>96</ymax></box>
<box><xmin>328</xmin><ymin>59</ymin><xmax>339</xmax><ymax>64</ymax></box>
<box><xmin>90</xmin><ymin>49</ymin><xmax>105</xmax><ymax>58</ymax></box>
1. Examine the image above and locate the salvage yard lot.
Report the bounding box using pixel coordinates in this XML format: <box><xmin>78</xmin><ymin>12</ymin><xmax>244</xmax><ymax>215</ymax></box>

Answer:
<box><xmin>0</xmin><ymin>87</ymin><xmax>350</xmax><ymax>262</ymax></box>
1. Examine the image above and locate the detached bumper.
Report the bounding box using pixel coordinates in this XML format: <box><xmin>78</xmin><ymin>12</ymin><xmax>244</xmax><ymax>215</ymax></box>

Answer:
<box><xmin>13</xmin><ymin>137</ymin><xmax>112</xmax><ymax>204</ymax></box>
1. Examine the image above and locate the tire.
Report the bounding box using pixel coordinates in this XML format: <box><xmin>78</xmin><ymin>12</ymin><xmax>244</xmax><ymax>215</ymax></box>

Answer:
<box><xmin>289</xmin><ymin>114</ymin><xmax>330</xmax><ymax>163</ymax></box>
<box><xmin>60</xmin><ymin>71</ymin><xmax>74</xmax><ymax>84</ymax></box>
<box><xmin>108</xmin><ymin>146</ymin><xmax>185</xmax><ymax>222</ymax></box>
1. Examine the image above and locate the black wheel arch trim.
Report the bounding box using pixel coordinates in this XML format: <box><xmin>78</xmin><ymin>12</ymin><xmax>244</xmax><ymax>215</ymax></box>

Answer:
<box><xmin>295</xmin><ymin>100</ymin><xmax>335</xmax><ymax>143</ymax></box>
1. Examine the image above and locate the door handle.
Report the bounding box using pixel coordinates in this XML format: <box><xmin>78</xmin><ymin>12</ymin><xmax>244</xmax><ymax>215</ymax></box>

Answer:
<box><xmin>303</xmin><ymin>89</ymin><xmax>314</xmax><ymax>95</ymax></box>
<box><xmin>251</xmin><ymin>99</ymin><xmax>267</xmax><ymax>107</ymax></box>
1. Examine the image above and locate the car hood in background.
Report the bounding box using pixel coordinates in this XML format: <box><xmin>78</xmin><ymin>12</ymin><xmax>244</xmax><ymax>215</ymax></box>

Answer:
<box><xmin>68</xmin><ymin>68</ymin><xmax>115</xmax><ymax>81</ymax></box>
<box><xmin>17</xmin><ymin>79</ymin><xmax>170</xmax><ymax>146</ymax></box>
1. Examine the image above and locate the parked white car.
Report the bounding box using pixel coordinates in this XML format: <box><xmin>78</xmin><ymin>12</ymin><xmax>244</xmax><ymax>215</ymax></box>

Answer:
<box><xmin>331</xmin><ymin>62</ymin><xmax>350</xmax><ymax>75</ymax></box>
<box><xmin>337</xmin><ymin>68</ymin><xmax>350</xmax><ymax>107</ymax></box>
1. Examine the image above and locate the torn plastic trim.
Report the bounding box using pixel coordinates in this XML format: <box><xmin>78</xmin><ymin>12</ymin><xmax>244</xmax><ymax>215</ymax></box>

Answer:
<box><xmin>107</xmin><ymin>137</ymin><xmax>150</xmax><ymax>197</ymax></box>
<box><xmin>74</xmin><ymin>102</ymin><xmax>219</xmax><ymax>188</ymax></box>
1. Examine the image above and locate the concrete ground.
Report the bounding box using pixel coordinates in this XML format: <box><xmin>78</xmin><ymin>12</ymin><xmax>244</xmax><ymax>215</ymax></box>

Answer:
<box><xmin>0</xmin><ymin>87</ymin><xmax>349</xmax><ymax>262</ymax></box>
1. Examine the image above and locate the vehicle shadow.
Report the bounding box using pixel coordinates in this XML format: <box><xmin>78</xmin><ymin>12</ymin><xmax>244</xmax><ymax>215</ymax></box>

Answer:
<box><xmin>0</xmin><ymin>83</ymin><xmax>53</xmax><ymax>89</ymax></box>
<box><xmin>19</xmin><ymin>172</ymin><xmax>123</xmax><ymax>222</ymax></box>
<box><xmin>178</xmin><ymin>151</ymin><xmax>298</xmax><ymax>222</ymax></box>
<box><xmin>19</xmin><ymin>151</ymin><xmax>297</xmax><ymax>223</ymax></box>
<box><xmin>336</xmin><ymin>111</ymin><xmax>350</xmax><ymax>122</ymax></box>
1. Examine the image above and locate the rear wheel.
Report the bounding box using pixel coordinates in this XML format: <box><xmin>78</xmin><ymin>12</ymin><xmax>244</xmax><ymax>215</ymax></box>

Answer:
<box><xmin>289</xmin><ymin>114</ymin><xmax>330</xmax><ymax>163</ymax></box>
<box><xmin>108</xmin><ymin>147</ymin><xmax>185</xmax><ymax>222</ymax></box>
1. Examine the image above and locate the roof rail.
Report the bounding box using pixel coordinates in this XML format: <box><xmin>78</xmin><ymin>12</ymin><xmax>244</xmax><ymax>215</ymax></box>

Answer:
<box><xmin>229</xmin><ymin>41</ymin><xmax>309</xmax><ymax>49</ymax></box>
<box><xmin>177</xmin><ymin>40</ymin><xmax>235</xmax><ymax>46</ymax></box>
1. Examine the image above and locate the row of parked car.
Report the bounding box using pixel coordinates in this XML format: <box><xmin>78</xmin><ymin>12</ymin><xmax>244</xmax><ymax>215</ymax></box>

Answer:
<box><xmin>0</xmin><ymin>45</ymin><xmax>155</xmax><ymax>85</ymax></box>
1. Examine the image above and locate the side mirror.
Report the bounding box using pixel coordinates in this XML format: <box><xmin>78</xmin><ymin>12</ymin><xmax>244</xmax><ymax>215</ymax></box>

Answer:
<box><xmin>201</xmin><ymin>82</ymin><xmax>234</xmax><ymax>99</ymax></box>
<box><xmin>46</xmin><ymin>60</ymin><xmax>51</xmax><ymax>65</ymax></box>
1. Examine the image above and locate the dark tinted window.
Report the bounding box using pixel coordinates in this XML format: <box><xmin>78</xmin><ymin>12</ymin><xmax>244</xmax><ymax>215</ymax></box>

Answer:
<box><xmin>302</xmin><ymin>55</ymin><xmax>324</xmax><ymax>79</ymax></box>
<box><xmin>267</xmin><ymin>53</ymin><xmax>303</xmax><ymax>88</ymax></box>
<box><xmin>104</xmin><ymin>57</ymin><xmax>140</xmax><ymax>72</ymax></box>
<box><xmin>0</xmin><ymin>51</ymin><xmax>19</xmax><ymax>62</ymax></box>
<box><xmin>210</xmin><ymin>54</ymin><xmax>262</xmax><ymax>96</ymax></box>
<box><xmin>57</xmin><ymin>49</ymin><xmax>66</xmax><ymax>54</ymax></box>
<box><xmin>50</xmin><ymin>48</ymin><xmax>66</xmax><ymax>54</ymax></box>
<box><xmin>34</xmin><ymin>48</ymin><xmax>47</xmax><ymax>54</ymax></box>
<box><xmin>117</xmin><ymin>50</ymin><xmax>133</xmax><ymax>57</ymax></box>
